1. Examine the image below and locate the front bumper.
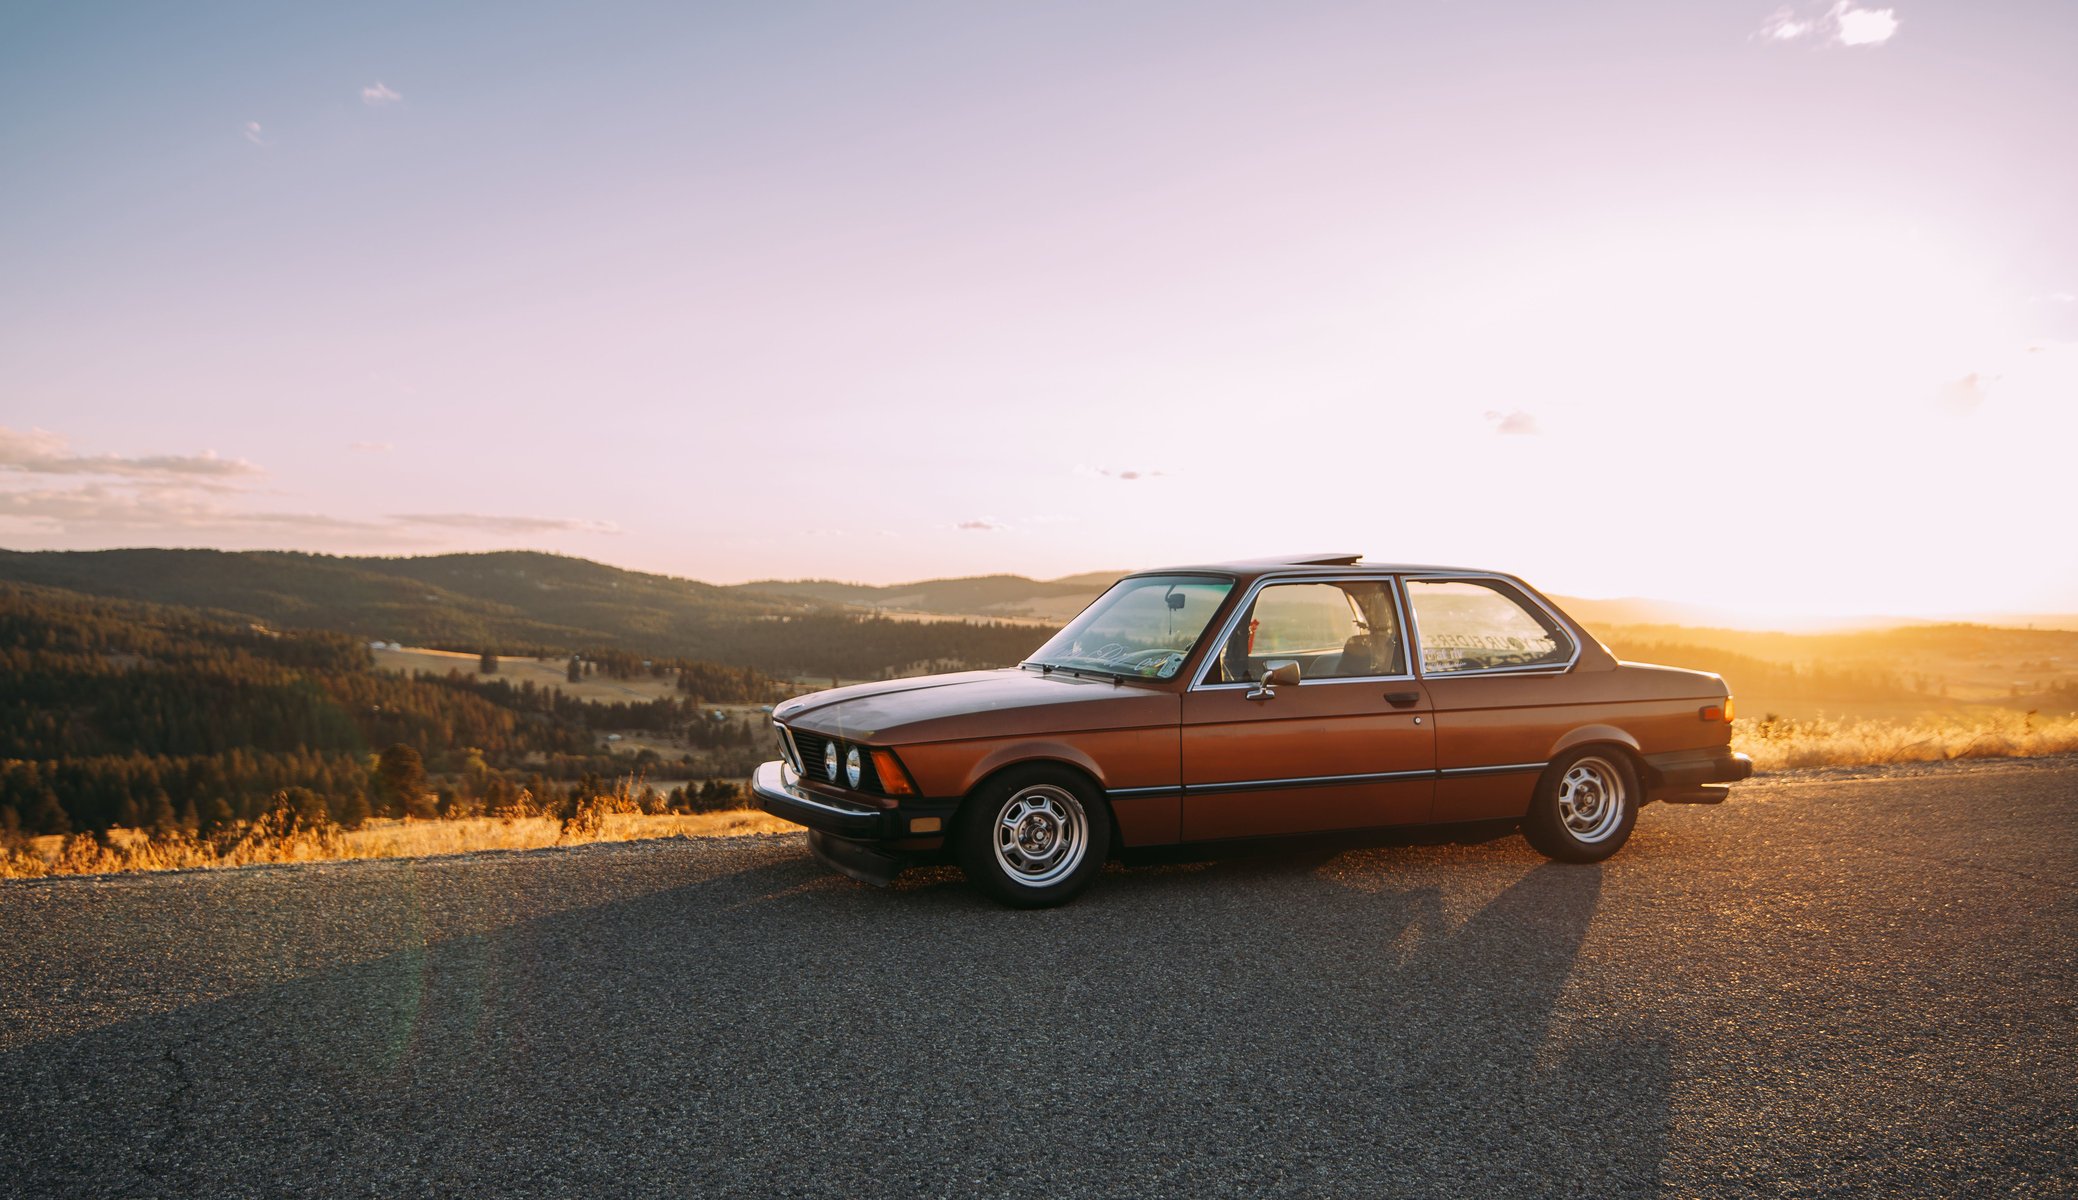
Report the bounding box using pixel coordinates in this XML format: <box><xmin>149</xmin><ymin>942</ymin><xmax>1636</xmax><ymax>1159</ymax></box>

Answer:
<box><xmin>1642</xmin><ymin>747</ymin><xmax>1755</xmax><ymax>804</ymax></box>
<box><xmin>751</xmin><ymin>760</ymin><xmax>957</xmax><ymax>884</ymax></box>
<box><xmin>751</xmin><ymin>759</ymin><xmax>889</xmax><ymax>838</ymax></box>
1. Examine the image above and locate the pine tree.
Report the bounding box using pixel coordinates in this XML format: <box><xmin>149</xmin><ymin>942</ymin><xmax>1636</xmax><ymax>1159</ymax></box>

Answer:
<box><xmin>375</xmin><ymin>744</ymin><xmax>428</xmax><ymax>817</ymax></box>
<box><xmin>480</xmin><ymin>649</ymin><xmax>498</xmax><ymax>674</ymax></box>
<box><xmin>31</xmin><ymin>790</ymin><xmax>70</xmax><ymax>836</ymax></box>
<box><xmin>568</xmin><ymin>655</ymin><xmax>583</xmax><ymax>684</ymax></box>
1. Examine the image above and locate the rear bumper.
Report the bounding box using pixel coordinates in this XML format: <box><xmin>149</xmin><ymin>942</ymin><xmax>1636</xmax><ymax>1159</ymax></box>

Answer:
<box><xmin>1642</xmin><ymin>746</ymin><xmax>1754</xmax><ymax>804</ymax></box>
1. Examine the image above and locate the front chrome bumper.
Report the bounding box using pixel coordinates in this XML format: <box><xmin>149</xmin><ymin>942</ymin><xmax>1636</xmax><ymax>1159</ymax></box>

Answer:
<box><xmin>750</xmin><ymin>760</ymin><xmax>888</xmax><ymax>838</ymax></box>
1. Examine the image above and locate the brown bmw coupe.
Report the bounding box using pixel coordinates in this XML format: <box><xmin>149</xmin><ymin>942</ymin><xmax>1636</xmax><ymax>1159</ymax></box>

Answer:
<box><xmin>754</xmin><ymin>554</ymin><xmax>1752</xmax><ymax>907</ymax></box>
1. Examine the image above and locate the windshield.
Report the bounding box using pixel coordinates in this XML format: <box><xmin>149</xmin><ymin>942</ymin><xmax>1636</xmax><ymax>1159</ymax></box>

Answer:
<box><xmin>1025</xmin><ymin>575</ymin><xmax>1235</xmax><ymax>679</ymax></box>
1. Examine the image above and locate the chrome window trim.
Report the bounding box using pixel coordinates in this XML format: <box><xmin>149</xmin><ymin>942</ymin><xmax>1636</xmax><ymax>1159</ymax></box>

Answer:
<box><xmin>1188</xmin><ymin>573</ymin><xmax>1419</xmax><ymax>691</ymax></box>
<box><xmin>1401</xmin><ymin>573</ymin><xmax>1583</xmax><ymax>679</ymax></box>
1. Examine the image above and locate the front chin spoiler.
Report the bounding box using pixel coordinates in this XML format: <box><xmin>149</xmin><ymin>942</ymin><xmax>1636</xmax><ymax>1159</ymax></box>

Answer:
<box><xmin>808</xmin><ymin>829</ymin><xmax>905</xmax><ymax>887</ymax></box>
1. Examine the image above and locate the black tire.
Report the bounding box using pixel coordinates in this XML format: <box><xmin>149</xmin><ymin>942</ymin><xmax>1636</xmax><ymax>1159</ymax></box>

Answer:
<box><xmin>955</xmin><ymin>765</ymin><xmax>1112</xmax><ymax>908</ymax></box>
<box><xmin>1521</xmin><ymin>747</ymin><xmax>1640</xmax><ymax>863</ymax></box>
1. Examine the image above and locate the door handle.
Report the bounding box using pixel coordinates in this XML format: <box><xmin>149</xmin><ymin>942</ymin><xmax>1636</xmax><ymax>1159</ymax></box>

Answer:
<box><xmin>1384</xmin><ymin>691</ymin><xmax>1421</xmax><ymax>708</ymax></box>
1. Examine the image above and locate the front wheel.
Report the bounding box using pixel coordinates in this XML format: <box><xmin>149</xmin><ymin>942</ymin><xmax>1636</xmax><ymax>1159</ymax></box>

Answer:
<box><xmin>1521</xmin><ymin>748</ymin><xmax>1639</xmax><ymax>863</ymax></box>
<box><xmin>956</xmin><ymin>766</ymin><xmax>1112</xmax><ymax>908</ymax></box>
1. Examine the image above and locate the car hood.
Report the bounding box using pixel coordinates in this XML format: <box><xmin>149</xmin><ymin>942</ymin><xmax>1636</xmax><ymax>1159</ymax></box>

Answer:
<box><xmin>775</xmin><ymin>668</ymin><xmax>1176</xmax><ymax>744</ymax></box>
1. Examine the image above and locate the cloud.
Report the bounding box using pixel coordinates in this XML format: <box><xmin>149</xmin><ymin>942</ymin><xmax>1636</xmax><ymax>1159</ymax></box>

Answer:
<box><xmin>1482</xmin><ymin>410</ymin><xmax>1542</xmax><ymax>435</ymax></box>
<box><xmin>1832</xmin><ymin>3</ymin><xmax>1899</xmax><ymax>44</ymax></box>
<box><xmin>0</xmin><ymin>427</ymin><xmax>261</xmax><ymax>479</ymax></box>
<box><xmin>1758</xmin><ymin>8</ymin><xmax>1815</xmax><ymax>39</ymax></box>
<box><xmin>391</xmin><ymin>513</ymin><xmax>621</xmax><ymax>535</ymax></box>
<box><xmin>0</xmin><ymin>425</ymin><xmax>625</xmax><ymax>549</ymax></box>
<box><xmin>361</xmin><ymin>82</ymin><xmax>402</xmax><ymax>105</ymax></box>
<box><xmin>0</xmin><ymin>482</ymin><xmax>386</xmax><ymax>536</ymax></box>
<box><xmin>2030</xmin><ymin>291</ymin><xmax>2076</xmax><ymax>305</ymax></box>
<box><xmin>243</xmin><ymin>121</ymin><xmax>267</xmax><ymax>146</ymax></box>
<box><xmin>955</xmin><ymin>519</ymin><xmax>1007</xmax><ymax>532</ymax></box>
<box><xmin>1756</xmin><ymin>3</ymin><xmax>1899</xmax><ymax>46</ymax></box>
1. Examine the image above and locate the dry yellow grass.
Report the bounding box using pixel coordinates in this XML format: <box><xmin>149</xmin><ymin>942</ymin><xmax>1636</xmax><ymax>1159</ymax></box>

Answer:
<box><xmin>0</xmin><ymin>808</ymin><xmax>796</xmax><ymax>880</ymax></box>
<box><xmin>1733</xmin><ymin>709</ymin><xmax>2078</xmax><ymax>771</ymax></box>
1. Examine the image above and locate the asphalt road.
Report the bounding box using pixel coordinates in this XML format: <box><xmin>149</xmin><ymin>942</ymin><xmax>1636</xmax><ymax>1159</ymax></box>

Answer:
<box><xmin>3</xmin><ymin>757</ymin><xmax>2075</xmax><ymax>1199</ymax></box>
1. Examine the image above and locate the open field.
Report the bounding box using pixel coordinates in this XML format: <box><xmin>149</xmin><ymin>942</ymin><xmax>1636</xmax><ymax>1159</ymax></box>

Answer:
<box><xmin>370</xmin><ymin>645</ymin><xmax>771</xmax><ymax>708</ymax></box>
<box><xmin>4</xmin><ymin>757</ymin><xmax>2072</xmax><ymax>1197</ymax></box>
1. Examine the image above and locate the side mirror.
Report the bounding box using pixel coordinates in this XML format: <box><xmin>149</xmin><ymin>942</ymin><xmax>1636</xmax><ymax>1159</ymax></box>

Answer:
<box><xmin>1246</xmin><ymin>660</ymin><xmax>1301</xmax><ymax>702</ymax></box>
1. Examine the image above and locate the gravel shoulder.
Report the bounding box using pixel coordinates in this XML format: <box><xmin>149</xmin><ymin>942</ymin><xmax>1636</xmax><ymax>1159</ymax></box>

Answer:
<box><xmin>3</xmin><ymin>756</ymin><xmax>2074</xmax><ymax>1198</ymax></box>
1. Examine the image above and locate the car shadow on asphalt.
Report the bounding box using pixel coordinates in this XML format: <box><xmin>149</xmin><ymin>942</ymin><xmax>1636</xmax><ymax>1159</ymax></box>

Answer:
<box><xmin>0</xmin><ymin>842</ymin><xmax>1674</xmax><ymax>1198</ymax></box>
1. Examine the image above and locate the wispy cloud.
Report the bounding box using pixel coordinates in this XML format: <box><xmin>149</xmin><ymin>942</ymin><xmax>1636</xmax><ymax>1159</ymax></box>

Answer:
<box><xmin>392</xmin><ymin>513</ymin><xmax>621</xmax><ymax>535</ymax></box>
<box><xmin>242</xmin><ymin>121</ymin><xmax>267</xmax><ymax>146</ymax></box>
<box><xmin>955</xmin><ymin>518</ymin><xmax>1007</xmax><ymax>532</ymax></box>
<box><xmin>1483</xmin><ymin>410</ymin><xmax>1542</xmax><ymax>435</ymax></box>
<box><xmin>1757</xmin><ymin>2</ymin><xmax>1899</xmax><ymax>46</ymax></box>
<box><xmin>350</xmin><ymin>441</ymin><xmax>394</xmax><ymax>454</ymax></box>
<box><xmin>1758</xmin><ymin>8</ymin><xmax>1815</xmax><ymax>40</ymax></box>
<box><xmin>0</xmin><ymin>483</ymin><xmax>386</xmax><ymax>537</ymax></box>
<box><xmin>360</xmin><ymin>81</ymin><xmax>402</xmax><ymax>106</ymax></box>
<box><xmin>0</xmin><ymin>427</ymin><xmax>615</xmax><ymax>546</ymax></box>
<box><xmin>0</xmin><ymin>427</ymin><xmax>261</xmax><ymax>479</ymax></box>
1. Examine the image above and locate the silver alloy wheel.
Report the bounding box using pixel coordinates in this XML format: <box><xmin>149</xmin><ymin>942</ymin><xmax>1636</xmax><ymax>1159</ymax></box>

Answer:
<box><xmin>992</xmin><ymin>784</ymin><xmax>1090</xmax><ymax>887</ymax></box>
<box><xmin>1555</xmin><ymin>755</ymin><xmax>1627</xmax><ymax>843</ymax></box>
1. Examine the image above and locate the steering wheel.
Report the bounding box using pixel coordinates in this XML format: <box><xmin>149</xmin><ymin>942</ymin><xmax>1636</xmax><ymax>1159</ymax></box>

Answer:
<box><xmin>1118</xmin><ymin>648</ymin><xmax>1179</xmax><ymax>664</ymax></box>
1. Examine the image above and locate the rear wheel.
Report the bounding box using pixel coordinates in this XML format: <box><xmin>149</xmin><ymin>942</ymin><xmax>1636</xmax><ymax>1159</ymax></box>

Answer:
<box><xmin>956</xmin><ymin>766</ymin><xmax>1111</xmax><ymax>908</ymax></box>
<box><xmin>1522</xmin><ymin>748</ymin><xmax>1639</xmax><ymax>863</ymax></box>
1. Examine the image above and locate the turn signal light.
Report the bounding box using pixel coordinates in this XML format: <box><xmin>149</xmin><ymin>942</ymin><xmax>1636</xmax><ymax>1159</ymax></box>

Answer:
<box><xmin>1700</xmin><ymin>703</ymin><xmax>1728</xmax><ymax>722</ymax></box>
<box><xmin>871</xmin><ymin>748</ymin><xmax>917</xmax><ymax>796</ymax></box>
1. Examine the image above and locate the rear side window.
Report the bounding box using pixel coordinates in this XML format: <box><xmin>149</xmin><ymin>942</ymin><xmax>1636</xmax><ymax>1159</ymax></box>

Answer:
<box><xmin>1405</xmin><ymin>579</ymin><xmax>1573</xmax><ymax>674</ymax></box>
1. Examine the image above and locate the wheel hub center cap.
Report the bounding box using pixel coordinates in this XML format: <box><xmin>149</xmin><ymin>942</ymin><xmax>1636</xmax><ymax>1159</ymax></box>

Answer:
<box><xmin>1019</xmin><ymin>815</ymin><xmax>1056</xmax><ymax>852</ymax></box>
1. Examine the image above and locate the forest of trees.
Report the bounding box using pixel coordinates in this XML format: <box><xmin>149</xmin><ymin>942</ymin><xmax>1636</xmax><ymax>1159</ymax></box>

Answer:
<box><xmin>0</xmin><ymin>583</ymin><xmax>782</xmax><ymax>838</ymax></box>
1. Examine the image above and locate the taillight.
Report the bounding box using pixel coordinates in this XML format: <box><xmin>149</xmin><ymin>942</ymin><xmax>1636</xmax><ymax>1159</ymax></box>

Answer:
<box><xmin>1700</xmin><ymin>699</ymin><xmax>1734</xmax><ymax>722</ymax></box>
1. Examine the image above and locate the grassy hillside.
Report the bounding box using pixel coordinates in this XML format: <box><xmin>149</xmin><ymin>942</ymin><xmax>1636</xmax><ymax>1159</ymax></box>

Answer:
<box><xmin>0</xmin><ymin>579</ymin><xmax>785</xmax><ymax>838</ymax></box>
<box><xmin>733</xmin><ymin>571</ymin><xmax>1118</xmax><ymax>620</ymax></box>
<box><xmin>0</xmin><ymin>549</ymin><xmax>1046</xmax><ymax>679</ymax></box>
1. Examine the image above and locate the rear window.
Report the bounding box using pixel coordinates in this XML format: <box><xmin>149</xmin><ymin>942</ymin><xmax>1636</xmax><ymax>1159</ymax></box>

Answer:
<box><xmin>1405</xmin><ymin>578</ymin><xmax>1573</xmax><ymax>674</ymax></box>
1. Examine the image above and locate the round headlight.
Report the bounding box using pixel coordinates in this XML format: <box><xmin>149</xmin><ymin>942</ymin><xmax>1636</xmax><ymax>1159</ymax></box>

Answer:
<box><xmin>823</xmin><ymin>741</ymin><xmax>839</xmax><ymax>782</ymax></box>
<box><xmin>845</xmin><ymin>747</ymin><xmax>863</xmax><ymax>788</ymax></box>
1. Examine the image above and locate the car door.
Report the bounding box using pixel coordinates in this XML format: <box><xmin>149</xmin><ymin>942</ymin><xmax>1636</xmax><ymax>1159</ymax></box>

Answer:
<box><xmin>1403</xmin><ymin>576</ymin><xmax>1584</xmax><ymax>822</ymax></box>
<box><xmin>1179</xmin><ymin>577</ymin><xmax>1436</xmax><ymax>841</ymax></box>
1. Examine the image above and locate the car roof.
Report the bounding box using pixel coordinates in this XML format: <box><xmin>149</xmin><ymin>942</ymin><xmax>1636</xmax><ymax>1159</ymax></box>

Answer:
<box><xmin>1129</xmin><ymin>554</ymin><xmax>1510</xmax><ymax>582</ymax></box>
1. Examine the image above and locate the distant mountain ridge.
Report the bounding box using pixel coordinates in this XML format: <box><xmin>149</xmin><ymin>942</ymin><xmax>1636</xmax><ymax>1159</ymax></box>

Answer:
<box><xmin>3</xmin><ymin>550</ymin><xmax>2067</xmax><ymax>652</ymax></box>
<box><xmin>731</xmin><ymin>572</ymin><xmax>1125</xmax><ymax>621</ymax></box>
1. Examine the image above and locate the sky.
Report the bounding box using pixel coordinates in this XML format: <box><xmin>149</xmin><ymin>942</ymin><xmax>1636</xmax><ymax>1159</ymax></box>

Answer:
<box><xmin>3</xmin><ymin>0</ymin><xmax>2075</xmax><ymax>620</ymax></box>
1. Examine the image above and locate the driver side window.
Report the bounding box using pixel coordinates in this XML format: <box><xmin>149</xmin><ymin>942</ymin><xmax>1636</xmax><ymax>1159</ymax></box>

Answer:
<box><xmin>1216</xmin><ymin>581</ymin><xmax>1405</xmax><ymax>683</ymax></box>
